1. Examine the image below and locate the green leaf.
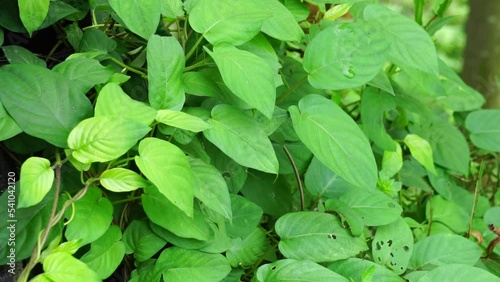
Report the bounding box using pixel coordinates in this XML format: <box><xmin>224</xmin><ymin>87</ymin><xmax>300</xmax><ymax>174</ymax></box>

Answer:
<box><xmin>147</xmin><ymin>35</ymin><xmax>185</xmax><ymax>110</ymax></box>
<box><xmin>0</xmin><ymin>64</ymin><xmax>92</xmax><ymax>147</ymax></box>
<box><xmin>80</xmin><ymin>225</ymin><xmax>126</xmax><ymax>280</ymax></box>
<box><xmin>108</xmin><ymin>0</ymin><xmax>159</xmax><ymax>39</ymax></box>
<box><xmin>426</xmin><ymin>196</ymin><xmax>469</xmax><ymax>233</ymax></box>
<box><xmin>77</xmin><ymin>29</ymin><xmax>116</xmax><ymax>53</ymax></box>
<box><xmin>135</xmin><ymin>138</ymin><xmax>194</xmax><ymax>216</ymax></box>
<box><xmin>207</xmin><ymin>44</ymin><xmax>276</xmax><ymax>118</ymax></box>
<box><xmin>0</xmin><ymin>101</ymin><xmax>22</xmax><ymax>141</ymax></box>
<box><xmin>329</xmin><ymin>258</ymin><xmax>404</xmax><ymax>282</ymax></box>
<box><xmin>43</xmin><ymin>253</ymin><xmax>100</xmax><ymax>282</ymax></box>
<box><xmin>203</xmin><ymin>105</ymin><xmax>279</xmax><ymax>174</ymax></box>
<box><xmin>255</xmin><ymin>259</ymin><xmax>349</xmax><ymax>282</ymax></box>
<box><xmin>372</xmin><ymin>217</ymin><xmax>413</xmax><ymax>274</ymax></box>
<box><xmin>227</xmin><ymin>228</ymin><xmax>270</xmax><ymax>267</ymax></box>
<box><xmin>437</xmin><ymin>59</ymin><xmax>485</xmax><ymax>111</ymax></box>
<box><xmin>18</xmin><ymin>157</ymin><xmax>54</xmax><ymax>208</ymax></box>
<box><xmin>276</xmin><ymin>212</ymin><xmax>368</xmax><ymax>262</ymax></box>
<box><xmin>255</xmin><ymin>0</ymin><xmax>304</xmax><ymax>41</ymax></box>
<box><xmin>324</xmin><ymin>3</ymin><xmax>353</xmax><ymax>21</ymax></box>
<box><xmin>305</xmin><ymin>157</ymin><xmax>355</xmax><ymax>200</ymax></box>
<box><xmin>360</xmin><ymin>87</ymin><xmax>396</xmax><ymax>151</ymax></box>
<box><xmin>368</xmin><ymin>71</ymin><xmax>395</xmax><ymax>95</ymax></box>
<box><xmin>411</xmin><ymin>121</ymin><xmax>470</xmax><ymax>175</ymax></box>
<box><xmin>156</xmin><ymin>109</ymin><xmax>211</xmax><ymax>132</ymax></box>
<box><xmin>339</xmin><ymin>187</ymin><xmax>403</xmax><ymax>226</ymax></box>
<box><xmin>465</xmin><ymin>110</ymin><xmax>500</xmax><ymax>152</ymax></box>
<box><xmin>95</xmin><ymin>83</ymin><xmax>156</xmax><ymax>126</ymax></box>
<box><xmin>289</xmin><ymin>94</ymin><xmax>377</xmax><ymax>189</ymax></box>
<box><xmin>1</xmin><ymin>45</ymin><xmax>46</xmax><ymax>67</ymax></box>
<box><xmin>142</xmin><ymin>185</ymin><xmax>211</xmax><ymax>240</ymax></box>
<box><xmin>182</xmin><ymin>72</ymin><xmax>219</xmax><ymax>97</ymax></box>
<box><xmin>418</xmin><ymin>264</ymin><xmax>500</xmax><ymax>282</ymax></box>
<box><xmin>303</xmin><ymin>21</ymin><xmax>389</xmax><ymax>90</ymax></box>
<box><xmin>404</xmin><ymin>134</ymin><xmax>436</xmax><ymax>174</ymax></box>
<box><xmin>189</xmin><ymin>157</ymin><xmax>232</xmax><ymax>219</ymax></box>
<box><xmin>65</xmin><ymin>186</ymin><xmax>113</xmax><ymax>246</ymax></box>
<box><xmin>410</xmin><ymin>233</ymin><xmax>483</xmax><ymax>269</ymax></box>
<box><xmin>52</xmin><ymin>58</ymin><xmax>113</xmax><ymax>94</ymax></box>
<box><xmin>484</xmin><ymin>207</ymin><xmax>500</xmax><ymax>226</ymax></box>
<box><xmin>324</xmin><ymin>199</ymin><xmax>364</xmax><ymax>237</ymax></box>
<box><xmin>226</xmin><ymin>194</ymin><xmax>263</xmax><ymax>239</ymax></box>
<box><xmin>380</xmin><ymin>142</ymin><xmax>403</xmax><ymax>180</ymax></box>
<box><xmin>363</xmin><ymin>4</ymin><xmax>438</xmax><ymax>75</ymax></box>
<box><xmin>160</xmin><ymin>0</ymin><xmax>184</xmax><ymax>18</ymax></box>
<box><xmin>18</xmin><ymin>0</ymin><xmax>50</xmax><ymax>36</ymax></box>
<box><xmin>189</xmin><ymin>0</ymin><xmax>270</xmax><ymax>45</ymax></box>
<box><xmin>156</xmin><ymin>247</ymin><xmax>231</xmax><ymax>282</ymax></box>
<box><xmin>123</xmin><ymin>220</ymin><xmax>167</xmax><ymax>262</ymax></box>
<box><xmin>68</xmin><ymin>116</ymin><xmax>150</xmax><ymax>164</ymax></box>
<box><xmin>100</xmin><ymin>168</ymin><xmax>148</xmax><ymax>193</ymax></box>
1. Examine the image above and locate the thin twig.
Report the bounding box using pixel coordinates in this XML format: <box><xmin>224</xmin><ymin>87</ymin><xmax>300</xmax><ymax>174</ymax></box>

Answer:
<box><xmin>282</xmin><ymin>145</ymin><xmax>305</xmax><ymax>211</ymax></box>
<box><xmin>468</xmin><ymin>161</ymin><xmax>484</xmax><ymax>238</ymax></box>
<box><xmin>276</xmin><ymin>76</ymin><xmax>308</xmax><ymax>104</ymax></box>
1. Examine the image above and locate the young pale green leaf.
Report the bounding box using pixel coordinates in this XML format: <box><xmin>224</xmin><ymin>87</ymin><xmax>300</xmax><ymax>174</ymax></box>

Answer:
<box><xmin>226</xmin><ymin>194</ymin><xmax>263</xmax><ymax>238</ymax></box>
<box><xmin>329</xmin><ymin>258</ymin><xmax>405</xmax><ymax>282</ymax></box>
<box><xmin>0</xmin><ymin>64</ymin><xmax>92</xmax><ymax>147</ymax></box>
<box><xmin>207</xmin><ymin>44</ymin><xmax>276</xmax><ymax>118</ymax></box>
<box><xmin>156</xmin><ymin>247</ymin><xmax>231</xmax><ymax>282</ymax></box>
<box><xmin>360</xmin><ymin>87</ymin><xmax>396</xmax><ymax>151</ymax></box>
<box><xmin>324</xmin><ymin>3</ymin><xmax>353</xmax><ymax>21</ymax></box>
<box><xmin>380</xmin><ymin>142</ymin><xmax>403</xmax><ymax>180</ymax></box>
<box><xmin>465</xmin><ymin>110</ymin><xmax>500</xmax><ymax>152</ymax></box>
<box><xmin>204</xmin><ymin>105</ymin><xmax>279</xmax><ymax>174</ymax></box>
<box><xmin>339</xmin><ymin>187</ymin><xmax>402</xmax><ymax>226</ymax></box>
<box><xmin>417</xmin><ymin>264</ymin><xmax>500</xmax><ymax>282</ymax></box>
<box><xmin>303</xmin><ymin>21</ymin><xmax>389</xmax><ymax>90</ymax></box>
<box><xmin>254</xmin><ymin>0</ymin><xmax>304</xmax><ymax>41</ymax></box>
<box><xmin>189</xmin><ymin>157</ymin><xmax>232</xmax><ymax>219</ymax></box>
<box><xmin>147</xmin><ymin>35</ymin><xmax>185</xmax><ymax>110</ymax></box>
<box><xmin>135</xmin><ymin>138</ymin><xmax>194</xmax><ymax>216</ymax></box>
<box><xmin>142</xmin><ymin>184</ymin><xmax>210</xmax><ymax>240</ymax></box>
<box><xmin>123</xmin><ymin>220</ymin><xmax>167</xmax><ymax>262</ymax></box>
<box><xmin>95</xmin><ymin>83</ymin><xmax>156</xmax><ymax>126</ymax></box>
<box><xmin>255</xmin><ymin>259</ymin><xmax>349</xmax><ymax>282</ymax></box>
<box><xmin>289</xmin><ymin>94</ymin><xmax>377</xmax><ymax>189</ymax></box>
<box><xmin>100</xmin><ymin>168</ymin><xmax>148</xmax><ymax>193</ymax></box>
<box><xmin>372</xmin><ymin>217</ymin><xmax>413</xmax><ymax>274</ymax></box>
<box><xmin>363</xmin><ymin>4</ymin><xmax>438</xmax><ymax>75</ymax></box>
<box><xmin>52</xmin><ymin>58</ymin><xmax>113</xmax><ymax>94</ymax></box>
<box><xmin>1</xmin><ymin>45</ymin><xmax>46</xmax><ymax>67</ymax></box>
<box><xmin>18</xmin><ymin>157</ymin><xmax>54</xmax><ymax>208</ymax></box>
<box><xmin>404</xmin><ymin>134</ymin><xmax>436</xmax><ymax>174</ymax></box>
<box><xmin>226</xmin><ymin>228</ymin><xmax>270</xmax><ymax>267</ymax></box>
<box><xmin>80</xmin><ymin>225</ymin><xmax>125</xmax><ymax>280</ymax></box>
<box><xmin>410</xmin><ymin>234</ymin><xmax>483</xmax><ymax>269</ymax></box>
<box><xmin>42</xmin><ymin>252</ymin><xmax>100</xmax><ymax>282</ymax></box>
<box><xmin>68</xmin><ymin>116</ymin><xmax>150</xmax><ymax>164</ymax></box>
<box><xmin>108</xmin><ymin>0</ymin><xmax>159</xmax><ymax>39</ymax></box>
<box><xmin>65</xmin><ymin>187</ymin><xmax>113</xmax><ymax>246</ymax></box>
<box><xmin>0</xmin><ymin>102</ymin><xmax>22</xmax><ymax>141</ymax></box>
<box><xmin>189</xmin><ymin>0</ymin><xmax>270</xmax><ymax>45</ymax></box>
<box><xmin>156</xmin><ymin>109</ymin><xmax>211</xmax><ymax>132</ymax></box>
<box><xmin>18</xmin><ymin>0</ymin><xmax>50</xmax><ymax>36</ymax></box>
<box><xmin>276</xmin><ymin>212</ymin><xmax>368</xmax><ymax>262</ymax></box>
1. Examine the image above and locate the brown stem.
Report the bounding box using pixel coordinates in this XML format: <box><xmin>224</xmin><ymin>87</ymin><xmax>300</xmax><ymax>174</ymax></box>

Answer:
<box><xmin>282</xmin><ymin>145</ymin><xmax>305</xmax><ymax>211</ymax></box>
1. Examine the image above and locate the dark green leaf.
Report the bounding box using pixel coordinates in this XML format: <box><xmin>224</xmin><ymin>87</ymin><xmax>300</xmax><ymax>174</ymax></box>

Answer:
<box><xmin>52</xmin><ymin>58</ymin><xmax>113</xmax><ymax>93</ymax></box>
<box><xmin>123</xmin><ymin>220</ymin><xmax>167</xmax><ymax>262</ymax></box>
<box><xmin>329</xmin><ymin>258</ymin><xmax>404</xmax><ymax>282</ymax></box>
<box><xmin>1</xmin><ymin>45</ymin><xmax>46</xmax><ymax>67</ymax></box>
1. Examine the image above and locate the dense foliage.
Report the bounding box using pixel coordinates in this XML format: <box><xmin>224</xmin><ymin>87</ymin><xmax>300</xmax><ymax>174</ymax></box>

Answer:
<box><xmin>0</xmin><ymin>0</ymin><xmax>499</xmax><ymax>281</ymax></box>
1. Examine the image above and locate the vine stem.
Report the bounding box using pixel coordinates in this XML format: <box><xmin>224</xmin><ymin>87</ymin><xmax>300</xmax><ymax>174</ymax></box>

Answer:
<box><xmin>185</xmin><ymin>35</ymin><xmax>204</xmax><ymax>62</ymax></box>
<box><xmin>276</xmin><ymin>76</ymin><xmax>308</xmax><ymax>104</ymax></box>
<box><xmin>467</xmin><ymin>161</ymin><xmax>485</xmax><ymax>238</ymax></box>
<box><xmin>184</xmin><ymin>58</ymin><xmax>210</xmax><ymax>72</ymax></box>
<box><xmin>282</xmin><ymin>144</ymin><xmax>305</xmax><ymax>211</ymax></box>
<box><xmin>108</xmin><ymin>57</ymin><xmax>148</xmax><ymax>78</ymax></box>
